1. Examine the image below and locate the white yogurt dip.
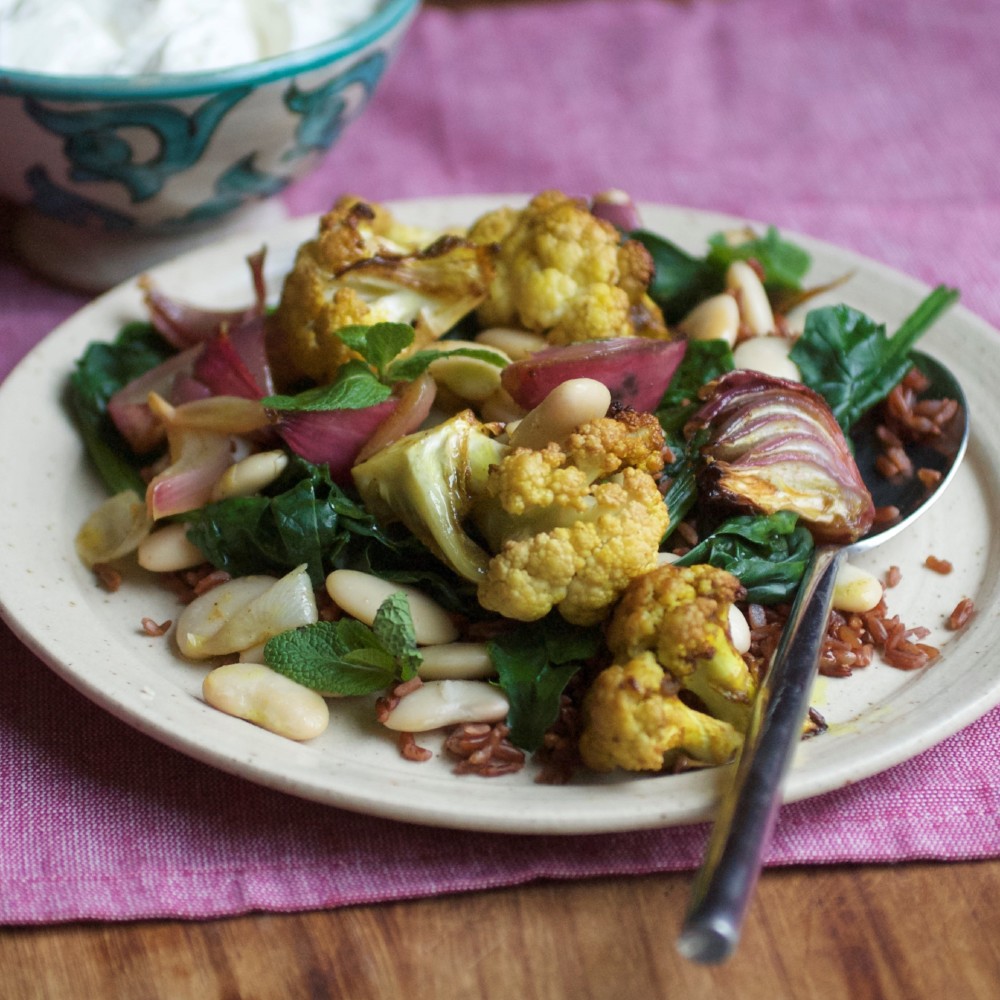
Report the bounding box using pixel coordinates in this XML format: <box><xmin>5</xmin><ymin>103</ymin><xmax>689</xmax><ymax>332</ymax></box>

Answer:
<box><xmin>0</xmin><ymin>0</ymin><xmax>387</xmax><ymax>75</ymax></box>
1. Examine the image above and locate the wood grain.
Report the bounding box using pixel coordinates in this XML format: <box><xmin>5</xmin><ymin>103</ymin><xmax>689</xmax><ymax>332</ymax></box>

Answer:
<box><xmin>4</xmin><ymin>860</ymin><xmax>999</xmax><ymax>1000</ymax></box>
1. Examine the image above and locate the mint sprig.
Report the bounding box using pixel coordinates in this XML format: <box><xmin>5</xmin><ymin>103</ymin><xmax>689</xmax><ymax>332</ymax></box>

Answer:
<box><xmin>263</xmin><ymin>592</ymin><xmax>422</xmax><ymax>695</ymax></box>
<box><xmin>261</xmin><ymin>321</ymin><xmax>506</xmax><ymax>413</ymax></box>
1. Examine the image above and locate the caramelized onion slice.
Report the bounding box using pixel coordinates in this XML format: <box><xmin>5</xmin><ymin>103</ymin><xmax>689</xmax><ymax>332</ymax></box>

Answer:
<box><xmin>687</xmin><ymin>370</ymin><xmax>875</xmax><ymax>544</ymax></box>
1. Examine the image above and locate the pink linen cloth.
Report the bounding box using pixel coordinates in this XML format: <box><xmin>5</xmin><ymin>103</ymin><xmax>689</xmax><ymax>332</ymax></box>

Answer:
<box><xmin>2</xmin><ymin>0</ymin><xmax>999</xmax><ymax>924</ymax></box>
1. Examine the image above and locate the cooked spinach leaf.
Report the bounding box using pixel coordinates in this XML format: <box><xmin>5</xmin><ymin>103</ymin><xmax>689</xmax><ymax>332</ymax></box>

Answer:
<box><xmin>675</xmin><ymin>510</ymin><xmax>814</xmax><ymax>604</ymax></box>
<box><xmin>68</xmin><ymin>322</ymin><xmax>174</xmax><ymax>494</ymax></box>
<box><xmin>489</xmin><ymin>615</ymin><xmax>603</xmax><ymax>752</ymax></box>
<box><xmin>790</xmin><ymin>285</ymin><xmax>959</xmax><ymax>432</ymax></box>
<box><xmin>632</xmin><ymin>225</ymin><xmax>810</xmax><ymax>323</ymax></box>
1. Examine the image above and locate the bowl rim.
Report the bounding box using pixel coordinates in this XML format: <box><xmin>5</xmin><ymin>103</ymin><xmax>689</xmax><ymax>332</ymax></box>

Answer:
<box><xmin>0</xmin><ymin>0</ymin><xmax>420</xmax><ymax>100</ymax></box>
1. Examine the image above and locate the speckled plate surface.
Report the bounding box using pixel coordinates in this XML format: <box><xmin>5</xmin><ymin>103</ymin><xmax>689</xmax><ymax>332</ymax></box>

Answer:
<box><xmin>1</xmin><ymin>197</ymin><xmax>998</xmax><ymax>834</ymax></box>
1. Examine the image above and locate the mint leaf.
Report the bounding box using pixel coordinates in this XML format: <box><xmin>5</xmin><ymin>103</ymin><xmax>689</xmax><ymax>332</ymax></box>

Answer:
<box><xmin>263</xmin><ymin>593</ymin><xmax>423</xmax><ymax>693</ymax></box>
<box><xmin>263</xmin><ymin>620</ymin><xmax>397</xmax><ymax>695</ymax></box>
<box><xmin>372</xmin><ymin>592</ymin><xmax>422</xmax><ymax>680</ymax></box>
<box><xmin>262</xmin><ymin>359</ymin><xmax>391</xmax><ymax>412</ymax></box>
<box><xmin>337</xmin><ymin>322</ymin><xmax>416</xmax><ymax>378</ymax></box>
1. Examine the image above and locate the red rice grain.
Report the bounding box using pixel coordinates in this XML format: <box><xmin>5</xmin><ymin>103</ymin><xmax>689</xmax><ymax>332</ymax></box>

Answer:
<box><xmin>140</xmin><ymin>617</ymin><xmax>172</xmax><ymax>637</ymax></box>
<box><xmin>947</xmin><ymin>597</ymin><xmax>975</xmax><ymax>631</ymax></box>
<box><xmin>92</xmin><ymin>563</ymin><xmax>122</xmax><ymax>592</ymax></box>
<box><xmin>375</xmin><ymin>676</ymin><xmax>424</xmax><ymax>724</ymax></box>
<box><xmin>398</xmin><ymin>731</ymin><xmax>433</xmax><ymax>762</ymax></box>
<box><xmin>884</xmin><ymin>565</ymin><xmax>902</xmax><ymax>588</ymax></box>
<box><xmin>924</xmin><ymin>555</ymin><xmax>953</xmax><ymax>574</ymax></box>
<box><xmin>445</xmin><ymin>722</ymin><xmax>525</xmax><ymax>776</ymax></box>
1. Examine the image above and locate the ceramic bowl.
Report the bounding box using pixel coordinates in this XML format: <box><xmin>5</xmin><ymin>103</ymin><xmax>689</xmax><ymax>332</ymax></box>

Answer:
<box><xmin>0</xmin><ymin>0</ymin><xmax>421</xmax><ymax>290</ymax></box>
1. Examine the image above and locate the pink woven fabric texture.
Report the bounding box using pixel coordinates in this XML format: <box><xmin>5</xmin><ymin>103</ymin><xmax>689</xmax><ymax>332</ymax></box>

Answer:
<box><xmin>2</xmin><ymin>0</ymin><xmax>999</xmax><ymax>924</ymax></box>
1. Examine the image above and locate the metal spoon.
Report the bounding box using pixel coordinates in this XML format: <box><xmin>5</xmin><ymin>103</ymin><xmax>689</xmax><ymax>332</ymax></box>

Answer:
<box><xmin>676</xmin><ymin>351</ymin><xmax>969</xmax><ymax>964</ymax></box>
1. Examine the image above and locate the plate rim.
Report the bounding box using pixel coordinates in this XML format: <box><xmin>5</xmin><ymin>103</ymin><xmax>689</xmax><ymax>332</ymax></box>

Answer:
<box><xmin>2</xmin><ymin>194</ymin><xmax>999</xmax><ymax>835</ymax></box>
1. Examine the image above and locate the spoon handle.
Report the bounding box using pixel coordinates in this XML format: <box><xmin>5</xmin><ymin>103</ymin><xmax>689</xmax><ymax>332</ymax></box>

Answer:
<box><xmin>676</xmin><ymin>543</ymin><xmax>845</xmax><ymax>964</ymax></box>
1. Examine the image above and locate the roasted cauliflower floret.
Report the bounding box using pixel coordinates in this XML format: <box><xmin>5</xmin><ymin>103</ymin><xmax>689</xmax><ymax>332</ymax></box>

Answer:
<box><xmin>476</xmin><ymin>472</ymin><xmax>670</xmax><ymax>625</ymax></box>
<box><xmin>473</xmin><ymin>410</ymin><xmax>670</xmax><ymax>626</ymax></box>
<box><xmin>605</xmin><ymin>562</ymin><xmax>756</xmax><ymax>731</ymax></box>
<box><xmin>468</xmin><ymin>190</ymin><xmax>667</xmax><ymax>344</ymax></box>
<box><xmin>578</xmin><ymin>652</ymin><xmax>744</xmax><ymax>772</ymax></box>
<box><xmin>269</xmin><ymin>197</ymin><xmax>495</xmax><ymax>387</ymax></box>
<box><xmin>351</xmin><ymin>397</ymin><xmax>670</xmax><ymax>627</ymax></box>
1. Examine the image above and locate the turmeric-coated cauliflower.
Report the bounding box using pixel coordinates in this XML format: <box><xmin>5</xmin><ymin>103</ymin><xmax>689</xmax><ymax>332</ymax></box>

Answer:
<box><xmin>578</xmin><ymin>652</ymin><xmax>744</xmax><ymax>772</ymax></box>
<box><xmin>352</xmin><ymin>389</ymin><xmax>671</xmax><ymax>627</ymax></box>
<box><xmin>605</xmin><ymin>562</ymin><xmax>755</xmax><ymax>730</ymax></box>
<box><xmin>578</xmin><ymin>562</ymin><xmax>757</xmax><ymax>773</ymax></box>
<box><xmin>473</xmin><ymin>410</ymin><xmax>670</xmax><ymax>625</ymax></box>
<box><xmin>468</xmin><ymin>190</ymin><xmax>667</xmax><ymax>344</ymax></box>
<box><xmin>269</xmin><ymin>197</ymin><xmax>495</xmax><ymax>387</ymax></box>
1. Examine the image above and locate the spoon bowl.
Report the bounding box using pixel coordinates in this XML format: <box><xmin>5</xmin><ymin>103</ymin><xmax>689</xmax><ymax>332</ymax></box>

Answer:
<box><xmin>677</xmin><ymin>350</ymin><xmax>969</xmax><ymax>964</ymax></box>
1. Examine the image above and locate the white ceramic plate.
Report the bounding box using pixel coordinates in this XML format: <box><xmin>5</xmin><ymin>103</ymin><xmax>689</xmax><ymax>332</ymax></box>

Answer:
<box><xmin>2</xmin><ymin>197</ymin><xmax>999</xmax><ymax>835</ymax></box>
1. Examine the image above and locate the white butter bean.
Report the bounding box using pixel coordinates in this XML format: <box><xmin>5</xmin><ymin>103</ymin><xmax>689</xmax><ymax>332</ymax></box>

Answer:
<box><xmin>210</xmin><ymin>449</ymin><xmax>289</xmax><ymax>501</ymax></box>
<box><xmin>726</xmin><ymin>260</ymin><xmax>775</xmax><ymax>335</ymax></box>
<box><xmin>833</xmin><ymin>562</ymin><xmax>884</xmax><ymax>613</ymax></box>
<box><xmin>475</xmin><ymin>327</ymin><xmax>549</xmax><ymax>360</ymax></box>
<box><xmin>137</xmin><ymin>523</ymin><xmax>206</xmax><ymax>572</ymax></box>
<box><xmin>729</xmin><ymin>604</ymin><xmax>752</xmax><ymax>655</ymax></box>
<box><xmin>508</xmin><ymin>378</ymin><xmax>612</xmax><ymax>450</ymax></box>
<box><xmin>203</xmin><ymin>662</ymin><xmax>329</xmax><ymax>741</ymax></box>
<box><xmin>732</xmin><ymin>335</ymin><xmax>801</xmax><ymax>381</ymax></box>
<box><xmin>428</xmin><ymin>354</ymin><xmax>504</xmax><ymax>402</ymax></box>
<box><xmin>418</xmin><ymin>642</ymin><xmax>495</xmax><ymax>680</ymax></box>
<box><xmin>678</xmin><ymin>293</ymin><xmax>741</xmax><ymax>347</ymax></box>
<box><xmin>325</xmin><ymin>569</ymin><xmax>459</xmax><ymax>645</ymax></box>
<box><xmin>381</xmin><ymin>680</ymin><xmax>509</xmax><ymax>732</ymax></box>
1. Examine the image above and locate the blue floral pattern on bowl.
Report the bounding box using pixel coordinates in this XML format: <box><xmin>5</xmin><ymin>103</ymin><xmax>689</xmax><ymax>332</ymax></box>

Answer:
<box><xmin>0</xmin><ymin>0</ymin><xmax>420</xmax><ymax>235</ymax></box>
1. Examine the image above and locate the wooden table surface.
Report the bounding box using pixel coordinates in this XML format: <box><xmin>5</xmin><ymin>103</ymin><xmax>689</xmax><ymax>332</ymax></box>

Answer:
<box><xmin>4</xmin><ymin>858</ymin><xmax>999</xmax><ymax>999</ymax></box>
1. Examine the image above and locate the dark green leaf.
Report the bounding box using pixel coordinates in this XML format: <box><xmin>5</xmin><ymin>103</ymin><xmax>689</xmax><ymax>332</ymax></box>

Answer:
<box><xmin>655</xmin><ymin>340</ymin><xmax>734</xmax><ymax>532</ymax></box>
<box><xmin>790</xmin><ymin>286</ymin><xmax>958</xmax><ymax>432</ymax></box>
<box><xmin>675</xmin><ymin>510</ymin><xmax>814</xmax><ymax>604</ymax></box>
<box><xmin>633</xmin><ymin>226</ymin><xmax>810</xmax><ymax>324</ymax></box>
<box><xmin>184</xmin><ymin>460</ymin><xmax>386</xmax><ymax>587</ymax></box>
<box><xmin>706</xmin><ymin>225</ymin><xmax>811</xmax><ymax>293</ymax></box>
<box><xmin>262</xmin><ymin>359</ymin><xmax>391</xmax><ymax>412</ymax></box>
<box><xmin>488</xmin><ymin>616</ymin><xmax>603</xmax><ymax>751</ymax></box>
<box><xmin>630</xmin><ymin>229</ymin><xmax>723</xmax><ymax>323</ymax></box>
<box><xmin>68</xmin><ymin>322</ymin><xmax>175</xmax><ymax>494</ymax></box>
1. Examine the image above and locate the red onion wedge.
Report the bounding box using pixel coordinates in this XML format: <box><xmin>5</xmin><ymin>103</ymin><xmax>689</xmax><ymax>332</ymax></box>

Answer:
<box><xmin>687</xmin><ymin>370</ymin><xmax>875</xmax><ymax>544</ymax></box>
<box><xmin>140</xmin><ymin>248</ymin><xmax>267</xmax><ymax>350</ymax></box>
<box><xmin>271</xmin><ymin>399</ymin><xmax>399</xmax><ymax>484</ymax></box>
<box><xmin>501</xmin><ymin>337</ymin><xmax>687</xmax><ymax>413</ymax></box>
<box><xmin>106</xmin><ymin>344</ymin><xmax>202</xmax><ymax>454</ymax></box>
